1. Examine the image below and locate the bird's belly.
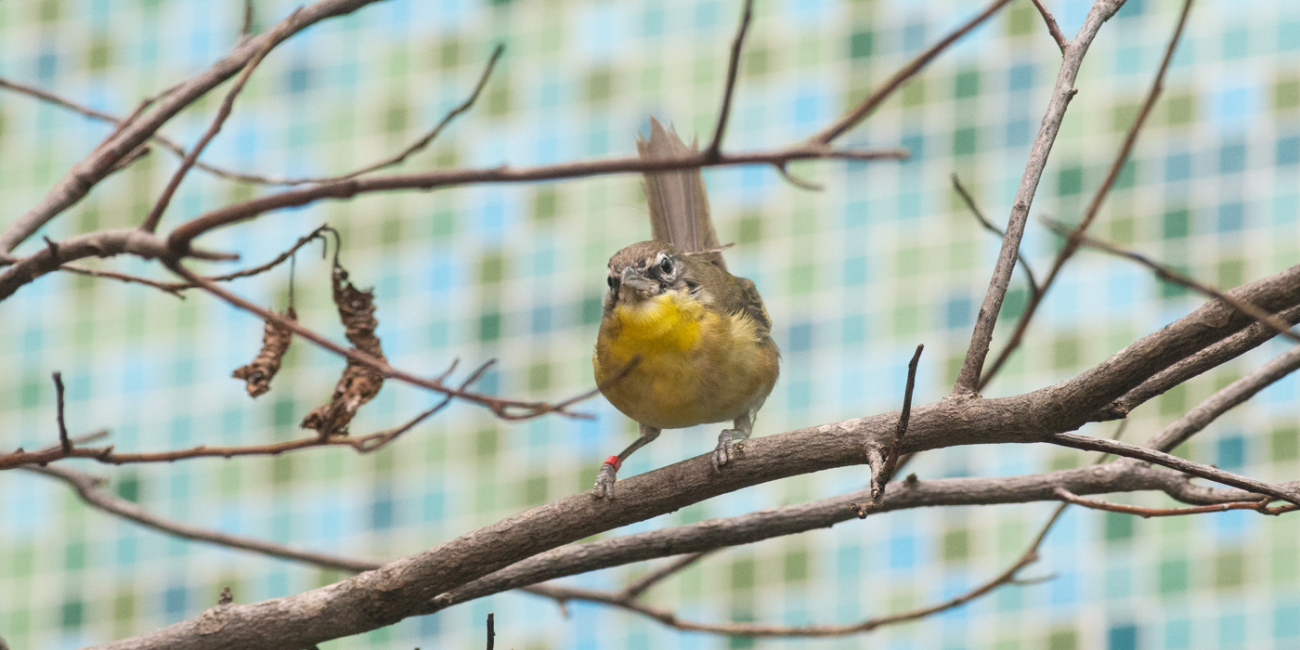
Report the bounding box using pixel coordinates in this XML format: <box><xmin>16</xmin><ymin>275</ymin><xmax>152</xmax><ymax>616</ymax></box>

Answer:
<box><xmin>595</xmin><ymin>299</ymin><xmax>777</xmax><ymax>430</ymax></box>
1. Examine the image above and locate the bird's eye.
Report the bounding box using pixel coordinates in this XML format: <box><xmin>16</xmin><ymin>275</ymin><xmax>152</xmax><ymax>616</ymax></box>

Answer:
<box><xmin>659</xmin><ymin>257</ymin><xmax>673</xmax><ymax>275</ymax></box>
<box><xmin>607</xmin><ymin>276</ymin><xmax>620</xmax><ymax>290</ymax></box>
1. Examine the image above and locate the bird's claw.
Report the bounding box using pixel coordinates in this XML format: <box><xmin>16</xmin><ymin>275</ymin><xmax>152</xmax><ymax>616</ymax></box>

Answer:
<box><xmin>712</xmin><ymin>429</ymin><xmax>742</xmax><ymax>470</ymax></box>
<box><xmin>593</xmin><ymin>462</ymin><xmax>619</xmax><ymax>499</ymax></box>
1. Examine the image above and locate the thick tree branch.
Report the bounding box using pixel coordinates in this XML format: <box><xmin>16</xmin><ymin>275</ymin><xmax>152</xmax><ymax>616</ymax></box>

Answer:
<box><xmin>954</xmin><ymin>0</ymin><xmax>1128</xmax><ymax>394</ymax></box>
<box><xmin>1100</xmin><ymin>305</ymin><xmax>1300</xmax><ymax>419</ymax></box>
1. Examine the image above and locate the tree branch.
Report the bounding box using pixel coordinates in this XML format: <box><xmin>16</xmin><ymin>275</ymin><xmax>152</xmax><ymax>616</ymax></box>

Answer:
<box><xmin>705</xmin><ymin>0</ymin><xmax>754</xmax><ymax>161</ymax></box>
<box><xmin>951</xmin><ymin>173</ymin><xmax>1039</xmax><ymax>299</ymax></box>
<box><xmin>954</xmin><ymin>0</ymin><xmax>1128</xmax><ymax>395</ymax></box>
<box><xmin>977</xmin><ymin>0</ymin><xmax>1193</xmax><ymax>390</ymax></box>
<box><xmin>808</xmin><ymin>0</ymin><xmax>1014</xmax><ymax>145</ymax></box>
<box><xmin>1139</xmin><ymin>343</ymin><xmax>1300</xmax><ymax>453</ymax></box>
<box><xmin>0</xmin><ymin>0</ymin><xmax>390</xmax><ymax>255</ymax></box>
<box><xmin>1048</xmin><ymin>432</ymin><xmax>1300</xmax><ymax>505</ymax></box>
<box><xmin>162</xmin><ymin>146</ymin><xmax>906</xmax><ymax>254</ymax></box>
<box><xmin>1029</xmin><ymin>0</ymin><xmax>1068</xmax><ymax>52</ymax></box>
<box><xmin>139</xmin><ymin>15</ymin><xmax>295</xmax><ymax>233</ymax></box>
<box><xmin>1100</xmin><ymin>305</ymin><xmax>1300</xmax><ymax>420</ymax></box>
<box><xmin>1043</xmin><ymin>219</ymin><xmax>1300</xmax><ymax>343</ymax></box>
<box><xmin>1053</xmin><ymin>487</ymin><xmax>1294</xmax><ymax>518</ymax></box>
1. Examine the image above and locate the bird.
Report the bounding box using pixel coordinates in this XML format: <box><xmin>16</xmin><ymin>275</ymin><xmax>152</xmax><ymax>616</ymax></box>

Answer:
<box><xmin>591</xmin><ymin>118</ymin><xmax>780</xmax><ymax>498</ymax></box>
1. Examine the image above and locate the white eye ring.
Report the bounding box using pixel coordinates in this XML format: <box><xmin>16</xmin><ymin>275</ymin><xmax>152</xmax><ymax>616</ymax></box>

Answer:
<box><xmin>658</xmin><ymin>255</ymin><xmax>673</xmax><ymax>275</ymax></box>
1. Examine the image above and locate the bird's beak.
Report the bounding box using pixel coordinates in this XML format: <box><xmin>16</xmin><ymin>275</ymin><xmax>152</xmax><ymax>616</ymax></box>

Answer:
<box><xmin>621</xmin><ymin>266</ymin><xmax>656</xmax><ymax>294</ymax></box>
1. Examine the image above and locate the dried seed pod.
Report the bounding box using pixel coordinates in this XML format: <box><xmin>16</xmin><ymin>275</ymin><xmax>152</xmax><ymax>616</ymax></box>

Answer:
<box><xmin>301</xmin><ymin>264</ymin><xmax>386</xmax><ymax>436</ymax></box>
<box><xmin>231</xmin><ymin>306</ymin><xmax>297</xmax><ymax>398</ymax></box>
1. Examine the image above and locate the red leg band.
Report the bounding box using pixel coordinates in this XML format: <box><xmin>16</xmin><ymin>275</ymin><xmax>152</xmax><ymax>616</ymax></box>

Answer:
<box><xmin>604</xmin><ymin>455</ymin><xmax>622</xmax><ymax>471</ymax></box>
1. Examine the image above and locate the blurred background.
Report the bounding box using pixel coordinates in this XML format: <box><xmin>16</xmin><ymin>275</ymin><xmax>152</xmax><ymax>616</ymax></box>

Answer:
<box><xmin>2</xmin><ymin>0</ymin><xmax>1300</xmax><ymax>648</ymax></box>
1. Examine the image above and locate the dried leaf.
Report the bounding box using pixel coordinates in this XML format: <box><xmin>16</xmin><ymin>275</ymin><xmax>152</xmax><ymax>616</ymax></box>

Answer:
<box><xmin>231</xmin><ymin>307</ymin><xmax>296</xmax><ymax>398</ymax></box>
<box><xmin>301</xmin><ymin>265</ymin><xmax>385</xmax><ymax>436</ymax></box>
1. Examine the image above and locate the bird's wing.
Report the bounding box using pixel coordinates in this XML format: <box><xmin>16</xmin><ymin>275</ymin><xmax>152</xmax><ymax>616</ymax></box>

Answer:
<box><xmin>636</xmin><ymin>117</ymin><xmax>726</xmax><ymax>271</ymax></box>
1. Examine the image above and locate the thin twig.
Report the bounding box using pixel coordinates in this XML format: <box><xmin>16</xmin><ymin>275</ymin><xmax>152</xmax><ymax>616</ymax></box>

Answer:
<box><xmin>977</xmin><ymin>0</ymin><xmax>1194</xmax><ymax>391</ymax></box>
<box><xmin>1043</xmin><ymin>219</ymin><xmax>1300</xmax><ymax>343</ymax></box>
<box><xmin>486</xmin><ymin>613</ymin><xmax>495</xmax><ymax>650</ymax></box>
<box><xmin>705</xmin><ymin>0</ymin><xmax>754</xmax><ymax>161</ymax></box>
<box><xmin>953</xmin><ymin>0</ymin><xmax>1130</xmax><ymax>395</ymax></box>
<box><xmin>1139</xmin><ymin>344</ymin><xmax>1300</xmax><ymax>453</ymax></box>
<box><xmin>951</xmin><ymin>174</ymin><xmax>1039</xmax><ymax>298</ymax></box>
<box><xmin>53</xmin><ymin>372</ymin><xmax>70</xmax><ymax>453</ymax></box>
<box><xmin>1029</xmin><ymin>0</ymin><xmax>1068</xmax><ymax>53</ymax></box>
<box><xmin>55</xmin><ymin>224</ymin><xmax>330</xmax><ymax>299</ymax></box>
<box><xmin>239</xmin><ymin>0</ymin><xmax>255</xmax><ymax>41</ymax></box>
<box><xmin>808</xmin><ymin>0</ymin><xmax>1014</xmax><ymax>145</ymax></box>
<box><xmin>164</xmin><ymin>145</ymin><xmax>907</xmax><ymax>253</ymax></box>
<box><xmin>140</xmin><ymin>13</ymin><xmax>297</xmax><ymax>233</ymax></box>
<box><xmin>291</xmin><ymin>44</ymin><xmax>505</xmax><ymax>184</ymax></box>
<box><xmin>527</xmin><ymin>503</ymin><xmax>1060</xmax><ymax>638</ymax></box>
<box><xmin>1048</xmin><ymin>432</ymin><xmax>1300</xmax><ymax>505</ymax></box>
<box><xmin>858</xmin><ymin>344</ymin><xmax>924</xmax><ymax>515</ymax></box>
<box><xmin>618</xmin><ymin>551</ymin><xmax>713</xmax><ymax>602</ymax></box>
<box><xmin>24</xmin><ymin>465</ymin><xmax>377</xmax><ymax>572</ymax></box>
<box><xmin>1054</xmin><ymin>487</ymin><xmax>1296</xmax><ymax>518</ymax></box>
<box><xmin>165</xmin><ymin>261</ymin><xmax>600</xmax><ymax>420</ymax></box>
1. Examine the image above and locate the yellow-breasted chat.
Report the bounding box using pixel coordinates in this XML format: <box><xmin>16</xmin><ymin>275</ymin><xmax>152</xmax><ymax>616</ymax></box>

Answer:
<box><xmin>591</xmin><ymin>118</ymin><xmax>780</xmax><ymax>498</ymax></box>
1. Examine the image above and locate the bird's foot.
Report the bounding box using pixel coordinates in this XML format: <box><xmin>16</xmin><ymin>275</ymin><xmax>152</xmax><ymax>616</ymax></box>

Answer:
<box><xmin>712</xmin><ymin>429</ymin><xmax>746</xmax><ymax>470</ymax></box>
<box><xmin>592</xmin><ymin>456</ymin><xmax>621</xmax><ymax>498</ymax></box>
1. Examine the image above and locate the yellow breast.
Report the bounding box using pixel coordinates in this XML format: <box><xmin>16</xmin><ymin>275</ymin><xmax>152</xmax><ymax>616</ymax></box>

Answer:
<box><xmin>594</xmin><ymin>292</ymin><xmax>777</xmax><ymax>430</ymax></box>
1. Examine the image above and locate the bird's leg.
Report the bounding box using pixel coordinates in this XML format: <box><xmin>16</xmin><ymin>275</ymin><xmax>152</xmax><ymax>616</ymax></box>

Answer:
<box><xmin>593</xmin><ymin>424</ymin><xmax>661</xmax><ymax>499</ymax></box>
<box><xmin>712</xmin><ymin>412</ymin><xmax>753</xmax><ymax>470</ymax></box>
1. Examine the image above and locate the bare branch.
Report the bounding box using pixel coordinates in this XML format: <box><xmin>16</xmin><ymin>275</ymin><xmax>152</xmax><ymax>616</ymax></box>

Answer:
<box><xmin>286</xmin><ymin>44</ymin><xmax>505</xmax><ymax>184</ymax></box>
<box><xmin>1140</xmin><ymin>344</ymin><xmax>1300</xmax><ymax>453</ymax></box>
<box><xmin>1030</xmin><ymin>0</ymin><xmax>1068</xmax><ymax>52</ymax></box>
<box><xmin>0</xmin><ymin>0</ymin><xmax>390</xmax><ymax>255</ymax></box>
<box><xmin>164</xmin><ymin>145</ymin><xmax>907</xmax><ymax>254</ymax></box>
<box><xmin>618</xmin><ymin>551</ymin><xmax>713</xmax><ymax>602</ymax></box>
<box><xmin>239</xmin><ymin>0</ymin><xmax>255</xmax><ymax>41</ymax></box>
<box><xmin>24</xmin><ymin>465</ymin><xmax>377</xmax><ymax>572</ymax></box>
<box><xmin>1054</xmin><ymin>487</ymin><xmax>1295</xmax><ymax>518</ymax></box>
<box><xmin>164</xmin><ymin>261</ymin><xmax>599</xmax><ymax>420</ymax></box>
<box><xmin>1048</xmin><ymin>432</ymin><xmax>1300</xmax><ymax>505</ymax></box>
<box><xmin>953</xmin><ymin>0</ymin><xmax>1127</xmax><ymax>395</ymax></box>
<box><xmin>53</xmin><ymin>372</ymin><xmax>70</xmax><ymax>453</ymax></box>
<box><xmin>0</xmin><ymin>228</ymin><xmax>236</xmax><ymax>302</ymax></box>
<box><xmin>808</xmin><ymin>0</ymin><xmax>1014</xmax><ymax>145</ymax></box>
<box><xmin>859</xmin><ymin>343</ymin><xmax>923</xmax><ymax>515</ymax></box>
<box><xmin>1100</xmin><ymin>305</ymin><xmax>1300</xmax><ymax>419</ymax></box>
<box><xmin>978</xmin><ymin>0</ymin><xmax>1193</xmax><ymax>390</ymax></box>
<box><xmin>140</xmin><ymin>13</ymin><xmax>296</xmax><ymax>233</ymax></box>
<box><xmin>58</xmin><ymin>264</ymin><xmax>187</xmax><ymax>298</ymax></box>
<box><xmin>705</xmin><ymin>0</ymin><xmax>754</xmax><ymax>161</ymax></box>
<box><xmin>951</xmin><ymin>173</ymin><xmax>1039</xmax><ymax>298</ymax></box>
<box><xmin>1046</xmin><ymin>220</ymin><xmax>1300</xmax><ymax>343</ymax></box>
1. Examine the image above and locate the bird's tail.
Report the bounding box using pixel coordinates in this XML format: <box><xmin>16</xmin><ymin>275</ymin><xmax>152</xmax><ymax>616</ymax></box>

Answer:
<box><xmin>637</xmin><ymin>117</ymin><xmax>726</xmax><ymax>271</ymax></box>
